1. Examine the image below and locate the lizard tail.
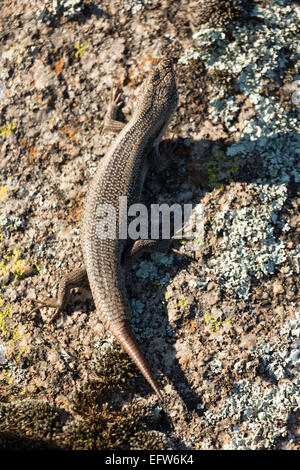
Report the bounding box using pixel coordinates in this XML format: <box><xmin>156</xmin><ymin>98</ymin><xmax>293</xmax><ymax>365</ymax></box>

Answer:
<box><xmin>109</xmin><ymin>323</ymin><xmax>163</xmax><ymax>401</ymax></box>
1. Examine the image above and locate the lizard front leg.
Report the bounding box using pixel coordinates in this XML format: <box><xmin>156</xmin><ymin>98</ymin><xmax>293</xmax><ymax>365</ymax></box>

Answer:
<box><xmin>29</xmin><ymin>267</ymin><xmax>88</xmax><ymax>323</ymax></box>
<box><xmin>103</xmin><ymin>89</ymin><xmax>126</xmax><ymax>133</ymax></box>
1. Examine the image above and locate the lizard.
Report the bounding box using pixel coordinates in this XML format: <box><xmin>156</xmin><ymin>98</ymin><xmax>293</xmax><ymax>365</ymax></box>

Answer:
<box><xmin>30</xmin><ymin>57</ymin><xmax>178</xmax><ymax>401</ymax></box>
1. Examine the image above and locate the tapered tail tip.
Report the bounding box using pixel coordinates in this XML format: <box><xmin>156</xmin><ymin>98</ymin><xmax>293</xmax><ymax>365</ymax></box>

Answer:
<box><xmin>110</xmin><ymin>324</ymin><xmax>164</xmax><ymax>400</ymax></box>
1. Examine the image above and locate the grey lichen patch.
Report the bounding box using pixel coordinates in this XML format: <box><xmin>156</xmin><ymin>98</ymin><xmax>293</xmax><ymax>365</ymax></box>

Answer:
<box><xmin>36</xmin><ymin>0</ymin><xmax>84</xmax><ymax>22</ymax></box>
<box><xmin>134</xmin><ymin>252</ymin><xmax>174</xmax><ymax>282</ymax></box>
<box><xmin>180</xmin><ymin>0</ymin><xmax>300</xmax><ymax>183</ymax></box>
<box><xmin>130</xmin><ymin>252</ymin><xmax>175</xmax><ymax>342</ymax></box>
<box><xmin>207</xmin><ymin>184</ymin><xmax>288</xmax><ymax>299</ymax></box>
<box><xmin>290</xmin><ymin>246</ymin><xmax>300</xmax><ymax>274</ymax></box>
<box><xmin>202</xmin><ymin>312</ymin><xmax>300</xmax><ymax>449</ymax></box>
<box><xmin>209</xmin><ymin>358</ymin><xmax>223</xmax><ymax>375</ymax></box>
<box><xmin>207</xmin><ymin>97</ymin><xmax>240</xmax><ymax>129</ymax></box>
<box><xmin>253</xmin><ymin>338</ymin><xmax>299</xmax><ymax>382</ymax></box>
<box><xmin>217</xmin><ymin>378</ymin><xmax>299</xmax><ymax>449</ymax></box>
<box><xmin>0</xmin><ymin>213</ymin><xmax>25</xmax><ymax>232</ymax></box>
<box><xmin>280</xmin><ymin>312</ymin><xmax>300</xmax><ymax>340</ymax></box>
<box><xmin>123</xmin><ymin>0</ymin><xmax>154</xmax><ymax>14</ymax></box>
<box><xmin>0</xmin><ymin>340</ymin><xmax>7</xmax><ymax>365</ymax></box>
<box><xmin>256</xmin><ymin>310</ymin><xmax>300</xmax><ymax>382</ymax></box>
<box><xmin>226</xmin><ymin>100</ymin><xmax>300</xmax><ymax>184</ymax></box>
<box><xmin>203</xmin><ymin>376</ymin><xmax>299</xmax><ymax>449</ymax></box>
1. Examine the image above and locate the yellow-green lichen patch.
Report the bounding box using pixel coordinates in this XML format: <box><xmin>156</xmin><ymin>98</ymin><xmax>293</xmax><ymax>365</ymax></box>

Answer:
<box><xmin>0</xmin><ymin>294</ymin><xmax>29</xmax><ymax>369</ymax></box>
<box><xmin>74</xmin><ymin>41</ymin><xmax>91</xmax><ymax>59</ymax></box>
<box><xmin>0</xmin><ymin>248</ymin><xmax>28</xmax><ymax>283</ymax></box>
<box><xmin>201</xmin><ymin>151</ymin><xmax>240</xmax><ymax>189</ymax></box>
<box><xmin>164</xmin><ymin>291</ymin><xmax>171</xmax><ymax>301</ymax></box>
<box><xmin>176</xmin><ymin>295</ymin><xmax>187</xmax><ymax>308</ymax></box>
<box><xmin>203</xmin><ymin>312</ymin><xmax>231</xmax><ymax>336</ymax></box>
<box><xmin>153</xmin><ymin>279</ymin><xmax>163</xmax><ymax>291</ymax></box>
<box><xmin>0</xmin><ymin>121</ymin><xmax>17</xmax><ymax>138</ymax></box>
<box><xmin>0</xmin><ymin>297</ymin><xmax>11</xmax><ymax>340</ymax></box>
<box><xmin>9</xmin><ymin>44</ymin><xmax>29</xmax><ymax>65</ymax></box>
<box><xmin>0</xmin><ymin>186</ymin><xmax>8</xmax><ymax>202</ymax></box>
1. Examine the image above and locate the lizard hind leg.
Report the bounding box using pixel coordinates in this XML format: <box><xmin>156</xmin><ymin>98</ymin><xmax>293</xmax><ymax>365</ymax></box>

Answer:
<box><xmin>29</xmin><ymin>267</ymin><xmax>88</xmax><ymax>323</ymax></box>
<box><xmin>122</xmin><ymin>238</ymin><xmax>171</xmax><ymax>271</ymax></box>
<box><xmin>149</xmin><ymin>136</ymin><xmax>178</xmax><ymax>172</ymax></box>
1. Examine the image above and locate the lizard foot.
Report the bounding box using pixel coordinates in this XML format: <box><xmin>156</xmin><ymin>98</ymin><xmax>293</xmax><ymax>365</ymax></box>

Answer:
<box><xmin>28</xmin><ymin>297</ymin><xmax>64</xmax><ymax>323</ymax></box>
<box><xmin>103</xmin><ymin>88</ymin><xmax>125</xmax><ymax>132</ymax></box>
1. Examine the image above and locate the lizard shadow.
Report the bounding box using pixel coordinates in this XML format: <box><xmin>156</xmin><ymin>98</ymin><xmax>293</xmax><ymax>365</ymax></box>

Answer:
<box><xmin>123</xmin><ymin>137</ymin><xmax>208</xmax><ymax>412</ymax></box>
<box><xmin>128</xmin><ymin>128</ymin><xmax>299</xmax><ymax>411</ymax></box>
<box><xmin>0</xmin><ymin>431</ymin><xmax>61</xmax><ymax>450</ymax></box>
<box><xmin>39</xmin><ymin>2</ymin><xmax>110</xmax><ymax>30</ymax></box>
<box><xmin>126</xmin><ymin>255</ymin><xmax>203</xmax><ymax>413</ymax></box>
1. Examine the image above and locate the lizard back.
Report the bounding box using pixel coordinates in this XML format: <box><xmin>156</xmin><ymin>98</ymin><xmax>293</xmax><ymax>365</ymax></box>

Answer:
<box><xmin>80</xmin><ymin>58</ymin><xmax>178</xmax><ymax>399</ymax></box>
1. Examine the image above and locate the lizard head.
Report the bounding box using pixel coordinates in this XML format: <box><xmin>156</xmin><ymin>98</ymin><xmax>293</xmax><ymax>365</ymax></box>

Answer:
<box><xmin>137</xmin><ymin>57</ymin><xmax>178</xmax><ymax>129</ymax></box>
<box><xmin>150</xmin><ymin>57</ymin><xmax>178</xmax><ymax>103</ymax></box>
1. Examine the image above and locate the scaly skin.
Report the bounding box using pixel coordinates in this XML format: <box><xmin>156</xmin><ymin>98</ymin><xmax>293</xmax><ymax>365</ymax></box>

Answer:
<box><xmin>30</xmin><ymin>58</ymin><xmax>178</xmax><ymax>400</ymax></box>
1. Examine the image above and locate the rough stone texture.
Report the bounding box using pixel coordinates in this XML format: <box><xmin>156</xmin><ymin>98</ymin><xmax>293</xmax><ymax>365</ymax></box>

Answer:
<box><xmin>0</xmin><ymin>0</ymin><xmax>299</xmax><ymax>450</ymax></box>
